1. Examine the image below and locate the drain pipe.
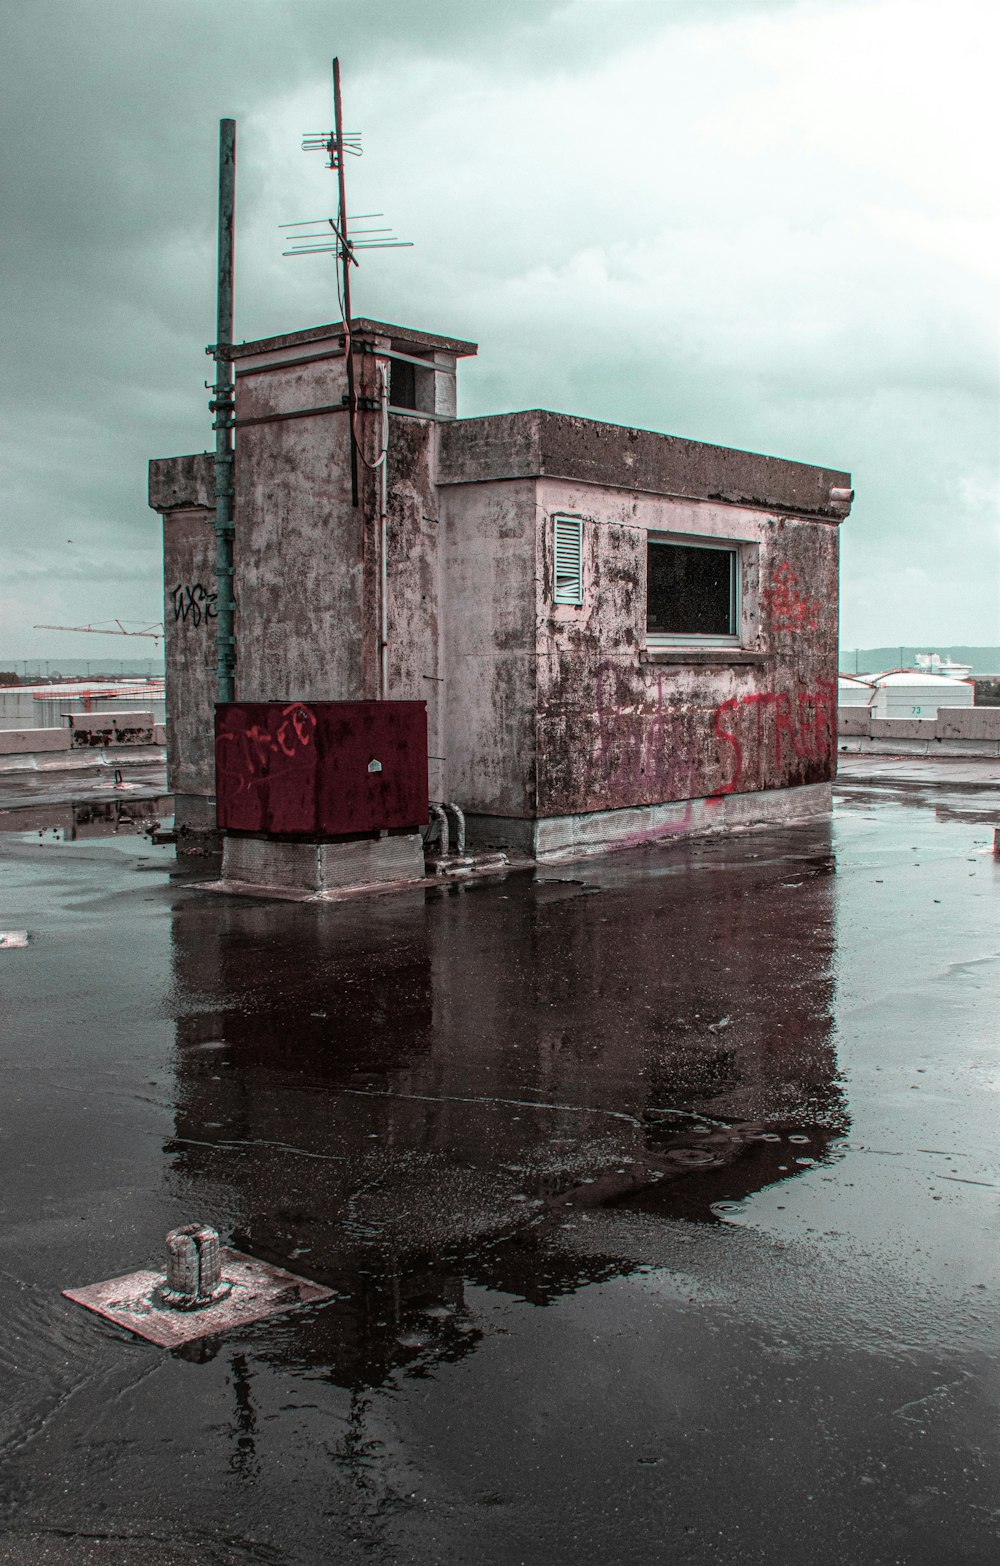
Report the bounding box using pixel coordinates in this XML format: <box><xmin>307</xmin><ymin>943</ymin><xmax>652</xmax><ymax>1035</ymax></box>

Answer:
<box><xmin>211</xmin><ymin>118</ymin><xmax>237</xmax><ymax>703</ymax></box>
<box><xmin>442</xmin><ymin>801</ymin><xmax>465</xmax><ymax>855</ymax></box>
<box><xmin>427</xmin><ymin>804</ymin><xmax>449</xmax><ymax>858</ymax></box>
<box><xmin>378</xmin><ymin>360</ymin><xmax>389</xmax><ymax>699</ymax></box>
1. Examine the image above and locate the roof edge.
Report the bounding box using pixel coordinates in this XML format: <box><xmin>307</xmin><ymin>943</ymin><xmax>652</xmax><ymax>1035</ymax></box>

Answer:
<box><xmin>437</xmin><ymin>409</ymin><xmax>852</xmax><ymax>521</ymax></box>
<box><xmin>229</xmin><ymin>318</ymin><xmax>478</xmax><ymax>361</ymax></box>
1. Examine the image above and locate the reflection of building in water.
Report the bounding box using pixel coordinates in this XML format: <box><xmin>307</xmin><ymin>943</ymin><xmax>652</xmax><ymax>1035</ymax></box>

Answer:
<box><xmin>167</xmin><ymin>821</ymin><xmax>847</xmax><ymax>1387</ymax></box>
<box><xmin>0</xmin><ymin>796</ymin><xmax>169</xmax><ymax>840</ymax></box>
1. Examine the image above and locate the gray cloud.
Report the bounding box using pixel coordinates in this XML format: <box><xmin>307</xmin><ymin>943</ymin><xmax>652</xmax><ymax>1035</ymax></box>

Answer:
<box><xmin>1</xmin><ymin>0</ymin><xmax>996</xmax><ymax>657</ymax></box>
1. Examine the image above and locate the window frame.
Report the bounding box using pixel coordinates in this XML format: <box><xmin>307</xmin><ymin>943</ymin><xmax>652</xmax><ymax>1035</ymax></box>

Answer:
<box><xmin>645</xmin><ymin>533</ymin><xmax>742</xmax><ymax>649</ymax></box>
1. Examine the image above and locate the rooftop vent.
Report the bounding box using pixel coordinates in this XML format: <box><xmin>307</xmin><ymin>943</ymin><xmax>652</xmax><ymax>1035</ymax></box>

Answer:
<box><xmin>553</xmin><ymin>516</ymin><xmax>584</xmax><ymax>606</ymax></box>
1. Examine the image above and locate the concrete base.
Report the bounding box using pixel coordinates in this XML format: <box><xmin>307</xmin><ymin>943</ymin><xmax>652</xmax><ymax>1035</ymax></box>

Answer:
<box><xmin>174</xmin><ymin>792</ymin><xmax>223</xmax><ymax>856</ymax></box>
<box><xmin>466</xmin><ymin>782</ymin><xmax>833</xmax><ymax>863</ymax></box>
<box><xmin>64</xmin><ymin>1248</ymin><xmax>333</xmax><ymax>1348</ymax></box>
<box><xmin>221</xmin><ymin>832</ymin><xmax>426</xmax><ymax>894</ymax></box>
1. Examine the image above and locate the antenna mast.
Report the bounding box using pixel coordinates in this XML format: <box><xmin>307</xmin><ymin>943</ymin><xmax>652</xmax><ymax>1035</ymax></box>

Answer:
<box><xmin>332</xmin><ymin>59</ymin><xmax>358</xmax><ymax>507</ymax></box>
<box><xmin>283</xmin><ymin>57</ymin><xmax>411</xmax><ymax>510</ymax></box>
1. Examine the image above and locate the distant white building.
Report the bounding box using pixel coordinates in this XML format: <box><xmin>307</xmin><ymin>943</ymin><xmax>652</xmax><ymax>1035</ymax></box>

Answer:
<box><xmin>915</xmin><ymin>653</ymin><xmax>973</xmax><ymax>680</ymax></box>
<box><xmin>869</xmin><ymin>670</ymin><xmax>974</xmax><ymax>721</ymax></box>
<box><xmin>837</xmin><ymin>674</ymin><xmax>874</xmax><ymax>708</ymax></box>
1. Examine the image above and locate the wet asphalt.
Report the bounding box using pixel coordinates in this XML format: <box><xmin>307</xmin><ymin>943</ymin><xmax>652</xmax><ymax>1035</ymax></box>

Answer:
<box><xmin>0</xmin><ymin>773</ymin><xmax>998</xmax><ymax>1565</ymax></box>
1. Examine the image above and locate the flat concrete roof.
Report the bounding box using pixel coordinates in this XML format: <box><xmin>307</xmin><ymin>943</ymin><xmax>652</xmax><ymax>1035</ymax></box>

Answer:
<box><xmin>228</xmin><ymin>317</ymin><xmax>478</xmax><ymax>361</ymax></box>
<box><xmin>439</xmin><ymin>409</ymin><xmax>852</xmax><ymax>520</ymax></box>
<box><xmin>0</xmin><ymin>775</ymin><xmax>996</xmax><ymax>1561</ymax></box>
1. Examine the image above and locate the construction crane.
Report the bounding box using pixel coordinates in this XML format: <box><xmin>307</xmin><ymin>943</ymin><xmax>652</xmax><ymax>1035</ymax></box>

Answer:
<box><xmin>33</xmin><ymin>619</ymin><xmax>164</xmax><ymax>642</ymax></box>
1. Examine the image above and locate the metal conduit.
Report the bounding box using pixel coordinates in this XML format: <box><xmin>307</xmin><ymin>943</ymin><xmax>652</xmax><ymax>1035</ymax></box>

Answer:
<box><xmin>426</xmin><ymin>804</ymin><xmax>449</xmax><ymax>858</ymax></box>
<box><xmin>442</xmin><ymin>802</ymin><xmax>465</xmax><ymax>855</ymax></box>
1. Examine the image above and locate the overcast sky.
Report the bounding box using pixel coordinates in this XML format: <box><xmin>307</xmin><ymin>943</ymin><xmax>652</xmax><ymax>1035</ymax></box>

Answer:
<box><xmin>1</xmin><ymin>0</ymin><xmax>997</xmax><ymax>662</ymax></box>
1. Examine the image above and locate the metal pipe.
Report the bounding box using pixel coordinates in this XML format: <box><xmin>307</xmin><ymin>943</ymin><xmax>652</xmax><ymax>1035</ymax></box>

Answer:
<box><xmin>427</xmin><ymin>804</ymin><xmax>449</xmax><ymax>858</ymax></box>
<box><xmin>443</xmin><ymin>802</ymin><xmax>466</xmax><ymax>855</ymax></box>
<box><xmin>212</xmin><ymin>118</ymin><xmax>236</xmax><ymax>703</ymax></box>
<box><xmin>378</xmin><ymin>360</ymin><xmax>389</xmax><ymax>700</ymax></box>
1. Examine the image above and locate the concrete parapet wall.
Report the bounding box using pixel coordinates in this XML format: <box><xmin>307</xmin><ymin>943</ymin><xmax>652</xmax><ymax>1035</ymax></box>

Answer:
<box><xmin>937</xmin><ymin>707</ymin><xmax>1000</xmax><ymax>740</ymax></box>
<box><xmin>0</xmin><ymin>744</ymin><xmax>166</xmax><ymax>776</ymax></box>
<box><xmin>838</xmin><ymin>704</ymin><xmax>1000</xmax><ymax>756</ymax></box>
<box><xmin>868</xmin><ymin>717</ymin><xmax>930</xmax><ymax>741</ymax></box>
<box><xmin>68</xmin><ymin>711</ymin><xmax>155</xmax><ymax>747</ymax></box>
<box><xmin>0</xmin><ymin>727</ymin><xmax>71</xmax><ymax>756</ymax></box>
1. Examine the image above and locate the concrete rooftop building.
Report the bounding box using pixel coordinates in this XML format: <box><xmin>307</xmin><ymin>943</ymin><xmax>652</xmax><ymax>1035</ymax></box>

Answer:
<box><xmin>150</xmin><ymin>315</ymin><xmax>852</xmax><ymax>872</ymax></box>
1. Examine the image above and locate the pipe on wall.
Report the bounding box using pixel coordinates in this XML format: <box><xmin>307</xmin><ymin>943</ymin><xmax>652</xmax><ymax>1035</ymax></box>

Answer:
<box><xmin>426</xmin><ymin>803</ymin><xmax>449</xmax><ymax>857</ymax></box>
<box><xmin>212</xmin><ymin>118</ymin><xmax>237</xmax><ymax>704</ymax></box>
<box><xmin>442</xmin><ymin>801</ymin><xmax>465</xmax><ymax>855</ymax></box>
<box><xmin>377</xmin><ymin>360</ymin><xmax>389</xmax><ymax>700</ymax></box>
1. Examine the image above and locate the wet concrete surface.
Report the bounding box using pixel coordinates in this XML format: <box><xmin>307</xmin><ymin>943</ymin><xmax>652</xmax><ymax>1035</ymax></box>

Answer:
<box><xmin>0</xmin><ymin>777</ymin><xmax>998</xmax><ymax>1564</ymax></box>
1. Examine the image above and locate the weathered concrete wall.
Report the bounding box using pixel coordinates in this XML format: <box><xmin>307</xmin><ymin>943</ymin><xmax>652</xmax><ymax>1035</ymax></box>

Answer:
<box><xmin>0</xmin><ymin>727</ymin><xmax>71</xmax><ymax>756</ymax></box>
<box><xmin>159</xmin><ymin>500</ymin><xmax>217</xmax><ymax>797</ymax></box>
<box><xmin>233</xmin><ymin>351</ymin><xmax>361</xmax><ymax>704</ymax></box>
<box><xmin>439</xmin><ymin>479</ymin><xmax>539</xmax><ymax>816</ymax></box>
<box><xmin>532</xmin><ymin>479</ymin><xmax>840</xmax><ymax>816</ymax></box>
<box><xmin>385</xmin><ymin>415</ymin><xmax>443</xmax><ymax>798</ymax></box>
<box><xmin>439</xmin><ymin>410</ymin><xmax>852</xmax><ymax>520</ymax></box>
<box><xmin>152</xmin><ymin>341</ymin><xmax>848</xmax><ymax>850</ymax></box>
<box><xmin>68</xmin><ymin>711</ymin><xmax>155</xmax><ymax>747</ymax></box>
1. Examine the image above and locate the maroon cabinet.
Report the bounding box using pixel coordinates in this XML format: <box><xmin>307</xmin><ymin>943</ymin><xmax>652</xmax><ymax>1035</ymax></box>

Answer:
<box><xmin>215</xmin><ymin>701</ymin><xmax>428</xmax><ymax>837</ymax></box>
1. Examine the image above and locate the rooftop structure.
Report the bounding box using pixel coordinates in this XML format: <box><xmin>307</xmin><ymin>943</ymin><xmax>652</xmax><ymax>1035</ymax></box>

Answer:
<box><xmin>150</xmin><ymin>314</ymin><xmax>852</xmax><ymax>867</ymax></box>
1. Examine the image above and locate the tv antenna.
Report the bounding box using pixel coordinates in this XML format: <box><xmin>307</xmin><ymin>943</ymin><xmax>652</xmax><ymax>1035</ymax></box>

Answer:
<box><xmin>281</xmin><ymin>58</ymin><xmax>411</xmax><ymax>506</ymax></box>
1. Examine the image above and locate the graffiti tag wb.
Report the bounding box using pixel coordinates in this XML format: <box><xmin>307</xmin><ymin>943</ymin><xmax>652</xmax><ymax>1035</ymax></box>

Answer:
<box><xmin>171</xmin><ymin>583</ymin><xmax>217</xmax><ymax>627</ymax></box>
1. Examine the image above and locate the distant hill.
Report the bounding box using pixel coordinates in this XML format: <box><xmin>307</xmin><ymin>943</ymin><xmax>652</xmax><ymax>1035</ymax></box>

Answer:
<box><xmin>840</xmin><ymin>646</ymin><xmax>1000</xmax><ymax>676</ymax></box>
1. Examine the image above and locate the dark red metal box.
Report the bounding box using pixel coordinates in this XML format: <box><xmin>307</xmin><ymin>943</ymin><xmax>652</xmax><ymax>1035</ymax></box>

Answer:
<box><xmin>215</xmin><ymin>700</ymin><xmax>428</xmax><ymax>837</ymax></box>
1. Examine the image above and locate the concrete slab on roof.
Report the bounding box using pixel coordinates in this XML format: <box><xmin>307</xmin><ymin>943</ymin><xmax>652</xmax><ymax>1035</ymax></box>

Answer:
<box><xmin>148</xmin><ymin>452</ymin><xmax>215</xmax><ymax>512</ymax></box>
<box><xmin>64</xmin><ymin>1248</ymin><xmax>334</xmax><ymax>1348</ymax></box>
<box><xmin>438</xmin><ymin>409</ymin><xmax>852</xmax><ymax>520</ymax></box>
<box><xmin>228</xmin><ymin>317</ymin><xmax>478</xmax><ymax>361</ymax></box>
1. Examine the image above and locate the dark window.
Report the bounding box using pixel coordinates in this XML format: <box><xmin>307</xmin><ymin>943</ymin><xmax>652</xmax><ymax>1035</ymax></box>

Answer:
<box><xmin>647</xmin><ymin>541</ymin><xmax>737</xmax><ymax>637</ymax></box>
<box><xmin>389</xmin><ymin>358</ymin><xmax>417</xmax><ymax>409</ymax></box>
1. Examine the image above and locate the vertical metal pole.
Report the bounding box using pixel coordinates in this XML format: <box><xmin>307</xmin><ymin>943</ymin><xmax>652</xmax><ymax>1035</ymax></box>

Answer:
<box><xmin>332</xmin><ymin>59</ymin><xmax>359</xmax><ymax>508</ymax></box>
<box><xmin>213</xmin><ymin>118</ymin><xmax>237</xmax><ymax>703</ymax></box>
<box><xmin>378</xmin><ymin>361</ymin><xmax>389</xmax><ymax>699</ymax></box>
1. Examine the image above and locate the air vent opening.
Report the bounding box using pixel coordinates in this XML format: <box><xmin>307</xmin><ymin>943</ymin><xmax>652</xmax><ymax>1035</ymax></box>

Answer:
<box><xmin>553</xmin><ymin>516</ymin><xmax>584</xmax><ymax>606</ymax></box>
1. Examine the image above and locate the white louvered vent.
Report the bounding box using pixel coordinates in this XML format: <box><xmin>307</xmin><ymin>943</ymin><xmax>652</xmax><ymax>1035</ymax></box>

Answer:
<box><xmin>553</xmin><ymin>515</ymin><xmax>584</xmax><ymax>605</ymax></box>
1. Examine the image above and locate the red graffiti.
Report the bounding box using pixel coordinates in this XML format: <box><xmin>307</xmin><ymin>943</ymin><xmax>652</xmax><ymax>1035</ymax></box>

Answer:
<box><xmin>541</xmin><ymin>661</ymin><xmax>837</xmax><ymax>814</ymax></box>
<box><xmin>217</xmin><ymin>702</ymin><xmax>316</xmax><ymax>792</ymax></box>
<box><xmin>712</xmin><ymin>679</ymin><xmax>836</xmax><ymax>795</ymax></box>
<box><xmin>761</xmin><ymin>562</ymin><xmax>820</xmax><ymax>634</ymax></box>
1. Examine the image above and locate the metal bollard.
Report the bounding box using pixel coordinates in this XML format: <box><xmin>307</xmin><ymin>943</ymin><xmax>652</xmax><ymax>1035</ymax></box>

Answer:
<box><xmin>159</xmin><ymin>1224</ymin><xmax>231</xmax><ymax>1310</ymax></box>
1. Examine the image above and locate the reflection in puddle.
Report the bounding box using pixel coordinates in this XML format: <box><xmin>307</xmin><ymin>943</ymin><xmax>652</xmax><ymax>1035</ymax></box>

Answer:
<box><xmin>165</xmin><ymin>820</ymin><xmax>848</xmax><ymax>1390</ymax></box>
<box><xmin>0</xmin><ymin>795</ymin><xmax>172</xmax><ymax>839</ymax></box>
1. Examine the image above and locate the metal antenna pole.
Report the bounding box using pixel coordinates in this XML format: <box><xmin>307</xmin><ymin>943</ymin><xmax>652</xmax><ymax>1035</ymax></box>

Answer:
<box><xmin>212</xmin><ymin>118</ymin><xmax>237</xmax><ymax>701</ymax></box>
<box><xmin>333</xmin><ymin>58</ymin><xmax>359</xmax><ymax>507</ymax></box>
